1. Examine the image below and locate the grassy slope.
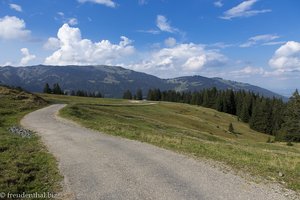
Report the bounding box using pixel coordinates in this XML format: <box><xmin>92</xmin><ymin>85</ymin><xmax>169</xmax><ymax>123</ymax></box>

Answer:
<box><xmin>41</xmin><ymin>94</ymin><xmax>300</xmax><ymax>192</ymax></box>
<box><xmin>0</xmin><ymin>87</ymin><xmax>61</xmax><ymax>195</ymax></box>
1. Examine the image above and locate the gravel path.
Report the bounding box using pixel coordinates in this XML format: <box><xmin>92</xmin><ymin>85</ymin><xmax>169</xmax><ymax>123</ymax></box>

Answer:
<box><xmin>21</xmin><ymin>104</ymin><xmax>295</xmax><ymax>200</ymax></box>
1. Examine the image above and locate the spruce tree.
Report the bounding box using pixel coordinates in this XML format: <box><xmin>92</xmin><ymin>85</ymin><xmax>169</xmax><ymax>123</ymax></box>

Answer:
<box><xmin>240</xmin><ymin>101</ymin><xmax>250</xmax><ymax>122</ymax></box>
<box><xmin>202</xmin><ymin>90</ymin><xmax>210</xmax><ymax>107</ymax></box>
<box><xmin>52</xmin><ymin>83</ymin><xmax>63</xmax><ymax>94</ymax></box>
<box><xmin>43</xmin><ymin>83</ymin><xmax>52</xmax><ymax>94</ymax></box>
<box><xmin>271</xmin><ymin>98</ymin><xmax>284</xmax><ymax>135</ymax></box>
<box><xmin>123</xmin><ymin>90</ymin><xmax>132</xmax><ymax>99</ymax></box>
<box><xmin>250</xmin><ymin>98</ymin><xmax>274</xmax><ymax>134</ymax></box>
<box><xmin>136</xmin><ymin>89</ymin><xmax>143</xmax><ymax>100</ymax></box>
<box><xmin>250</xmin><ymin>99</ymin><xmax>265</xmax><ymax>133</ymax></box>
<box><xmin>280</xmin><ymin>89</ymin><xmax>300</xmax><ymax>142</ymax></box>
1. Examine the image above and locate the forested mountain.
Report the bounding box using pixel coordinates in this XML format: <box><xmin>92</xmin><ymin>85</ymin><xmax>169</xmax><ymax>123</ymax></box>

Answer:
<box><xmin>0</xmin><ymin>65</ymin><xmax>285</xmax><ymax>99</ymax></box>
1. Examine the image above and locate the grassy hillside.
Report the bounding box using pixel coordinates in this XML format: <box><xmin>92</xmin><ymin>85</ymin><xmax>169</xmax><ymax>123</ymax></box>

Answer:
<box><xmin>0</xmin><ymin>86</ymin><xmax>61</xmax><ymax>196</ymax></box>
<box><xmin>40</xmin><ymin>94</ymin><xmax>300</xmax><ymax>192</ymax></box>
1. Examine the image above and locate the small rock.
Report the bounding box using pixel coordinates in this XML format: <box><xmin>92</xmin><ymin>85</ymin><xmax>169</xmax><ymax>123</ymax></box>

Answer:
<box><xmin>8</xmin><ymin>125</ymin><xmax>33</xmax><ymax>138</ymax></box>
<box><xmin>278</xmin><ymin>172</ymin><xmax>284</xmax><ymax>177</ymax></box>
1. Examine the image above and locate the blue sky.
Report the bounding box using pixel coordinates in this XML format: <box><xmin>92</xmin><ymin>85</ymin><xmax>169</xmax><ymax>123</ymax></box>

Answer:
<box><xmin>0</xmin><ymin>0</ymin><xmax>300</xmax><ymax>96</ymax></box>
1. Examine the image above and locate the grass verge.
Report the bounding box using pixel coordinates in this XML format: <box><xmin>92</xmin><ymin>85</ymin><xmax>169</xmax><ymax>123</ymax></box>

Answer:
<box><xmin>0</xmin><ymin>87</ymin><xmax>62</xmax><ymax>197</ymax></box>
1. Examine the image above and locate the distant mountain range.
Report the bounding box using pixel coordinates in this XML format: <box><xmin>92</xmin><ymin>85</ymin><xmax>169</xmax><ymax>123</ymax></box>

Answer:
<box><xmin>0</xmin><ymin>65</ymin><xmax>285</xmax><ymax>99</ymax></box>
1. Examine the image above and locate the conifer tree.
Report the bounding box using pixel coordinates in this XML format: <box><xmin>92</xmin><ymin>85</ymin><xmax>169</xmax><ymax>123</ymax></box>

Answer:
<box><xmin>240</xmin><ymin>99</ymin><xmax>250</xmax><ymax>123</ymax></box>
<box><xmin>280</xmin><ymin>89</ymin><xmax>300</xmax><ymax>142</ymax></box>
<box><xmin>43</xmin><ymin>83</ymin><xmax>52</xmax><ymax>94</ymax></box>
<box><xmin>52</xmin><ymin>83</ymin><xmax>63</xmax><ymax>94</ymax></box>
<box><xmin>123</xmin><ymin>90</ymin><xmax>132</xmax><ymax>99</ymax></box>
<box><xmin>136</xmin><ymin>89</ymin><xmax>143</xmax><ymax>100</ymax></box>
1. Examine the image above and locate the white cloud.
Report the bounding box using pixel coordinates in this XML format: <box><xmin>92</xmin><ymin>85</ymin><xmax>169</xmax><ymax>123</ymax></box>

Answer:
<box><xmin>269</xmin><ymin>41</ymin><xmax>300</xmax><ymax>71</ymax></box>
<box><xmin>44</xmin><ymin>37</ymin><xmax>61</xmax><ymax>50</ymax></box>
<box><xmin>139</xmin><ymin>15</ymin><xmax>183</xmax><ymax>36</ymax></box>
<box><xmin>55</xmin><ymin>13</ymin><xmax>78</xmax><ymax>26</ymax></box>
<box><xmin>0</xmin><ymin>16</ymin><xmax>30</xmax><ymax>40</ymax></box>
<box><xmin>137</xmin><ymin>29</ymin><xmax>160</xmax><ymax>35</ymax></box>
<box><xmin>183</xmin><ymin>55</ymin><xmax>207</xmax><ymax>71</ymax></box>
<box><xmin>9</xmin><ymin>3</ymin><xmax>22</xmax><ymax>12</ymax></box>
<box><xmin>68</xmin><ymin>18</ymin><xmax>78</xmax><ymax>25</ymax></box>
<box><xmin>209</xmin><ymin>42</ymin><xmax>233</xmax><ymax>49</ymax></box>
<box><xmin>20</xmin><ymin>48</ymin><xmax>36</xmax><ymax>66</ymax></box>
<box><xmin>262</xmin><ymin>41</ymin><xmax>286</xmax><ymax>46</ymax></box>
<box><xmin>3</xmin><ymin>61</ymin><xmax>12</xmax><ymax>66</ymax></box>
<box><xmin>44</xmin><ymin>24</ymin><xmax>135</xmax><ymax>65</ymax></box>
<box><xmin>250</xmin><ymin>34</ymin><xmax>279</xmax><ymax>42</ymax></box>
<box><xmin>231</xmin><ymin>66</ymin><xmax>265</xmax><ymax>77</ymax></box>
<box><xmin>156</xmin><ymin>15</ymin><xmax>178</xmax><ymax>33</ymax></box>
<box><xmin>128</xmin><ymin>43</ymin><xmax>227</xmax><ymax>77</ymax></box>
<box><xmin>240</xmin><ymin>34</ymin><xmax>279</xmax><ymax>47</ymax></box>
<box><xmin>164</xmin><ymin>37</ymin><xmax>176</xmax><ymax>47</ymax></box>
<box><xmin>78</xmin><ymin>0</ymin><xmax>116</xmax><ymax>8</ymax></box>
<box><xmin>214</xmin><ymin>1</ymin><xmax>223</xmax><ymax>8</ymax></box>
<box><xmin>57</xmin><ymin>12</ymin><xmax>64</xmax><ymax>17</ymax></box>
<box><xmin>221</xmin><ymin>0</ymin><xmax>271</xmax><ymax>20</ymax></box>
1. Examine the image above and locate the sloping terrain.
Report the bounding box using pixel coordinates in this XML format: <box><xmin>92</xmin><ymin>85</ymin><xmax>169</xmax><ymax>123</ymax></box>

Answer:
<box><xmin>0</xmin><ymin>86</ymin><xmax>61</xmax><ymax>196</ymax></box>
<box><xmin>0</xmin><ymin>65</ymin><xmax>284</xmax><ymax>99</ymax></box>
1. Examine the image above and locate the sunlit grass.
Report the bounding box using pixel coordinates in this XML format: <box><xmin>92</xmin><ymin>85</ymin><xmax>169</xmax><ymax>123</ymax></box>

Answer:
<box><xmin>42</xmin><ymin>94</ymin><xmax>300</xmax><ymax>192</ymax></box>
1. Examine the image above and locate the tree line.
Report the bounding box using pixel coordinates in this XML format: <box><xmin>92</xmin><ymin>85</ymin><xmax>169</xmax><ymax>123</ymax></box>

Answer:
<box><xmin>123</xmin><ymin>89</ymin><xmax>143</xmax><ymax>100</ymax></box>
<box><xmin>43</xmin><ymin>83</ymin><xmax>103</xmax><ymax>98</ymax></box>
<box><xmin>123</xmin><ymin>87</ymin><xmax>300</xmax><ymax>142</ymax></box>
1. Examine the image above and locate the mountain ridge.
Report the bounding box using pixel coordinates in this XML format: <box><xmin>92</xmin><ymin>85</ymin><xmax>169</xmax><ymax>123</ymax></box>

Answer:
<box><xmin>0</xmin><ymin>65</ymin><xmax>285</xmax><ymax>99</ymax></box>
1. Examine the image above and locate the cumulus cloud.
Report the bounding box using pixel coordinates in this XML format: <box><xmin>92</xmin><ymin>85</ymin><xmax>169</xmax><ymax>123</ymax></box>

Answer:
<box><xmin>9</xmin><ymin>3</ymin><xmax>22</xmax><ymax>12</ymax></box>
<box><xmin>240</xmin><ymin>34</ymin><xmax>279</xmax><ymax>47</ymax></box>
<box><xmin>269</xmin><ymin>41</ymin><xmax>300</xmax><ymax>71</ymax></box>
<box><xmin>43</xmin><ymin>37</ymin><xmax>61</xmax><ymax>50</ymax></box>
<box><xmin>78</xmin><ymin>0</ymin><xmax>116</xmax><ymax>8</ymax></box>
<box><xmin>20</xmin><ymin>48</ymin><xmax>36</xmax><ymax>66</ymax></box>
<box><xmin>214</xmin><ymin>1</ymin><xmax>223</xmax><ymax>8</ymax></box>
<box><xmin>128</xmin><ymin>43</ymin><xmax>227</xmax><ymax>77</ymax></box>
<box><xmin>44</xmin><ymin>24</ymin><xmax>135</xmax><ymax>65</ymax></box>
<box><xmin>221</xmin><ymin>0</ymin><xmax>271</xmax><ymax>20</ymax></box>
<box><xmin>0</xmin><ymin>16</ymin><xmax>30</xmax><ymax>40</ymax></box>
<box><xmin>156</xmin><ymin>15</ymin><xmax>178</xmax><ymax>33</ymax></box>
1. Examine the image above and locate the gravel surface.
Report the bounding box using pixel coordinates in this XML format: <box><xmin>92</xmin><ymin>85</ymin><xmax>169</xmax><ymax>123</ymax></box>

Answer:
<box><xmin>21</xmin><ymin>104</ymin><xmax>297</xmax><ymax>200</ymax></box>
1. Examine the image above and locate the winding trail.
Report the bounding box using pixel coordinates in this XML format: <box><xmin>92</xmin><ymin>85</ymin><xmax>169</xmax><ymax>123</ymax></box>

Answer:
<box><xmin>21</xmin><ymin>104</ymin><xmax>293</xmax><ymax>200</ymax></box>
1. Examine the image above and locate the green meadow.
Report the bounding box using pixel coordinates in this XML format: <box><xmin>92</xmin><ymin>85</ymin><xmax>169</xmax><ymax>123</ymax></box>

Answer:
<box><xmin>41</xmin><ymin>93</ymin><xmax>300</xmax><ymax>192</ymax></box>
<box><xmin>0</xmin><ymin>87</ymin><xmax>62</xmax><ymax>196</ymax></box>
